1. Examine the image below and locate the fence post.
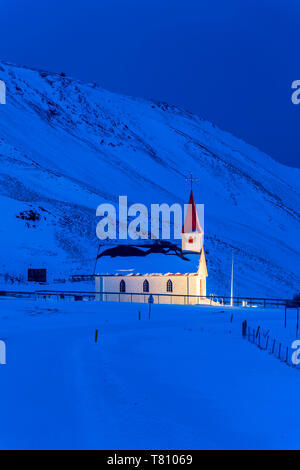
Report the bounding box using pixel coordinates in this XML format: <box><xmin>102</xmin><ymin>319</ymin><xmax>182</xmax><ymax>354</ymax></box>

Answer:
<box><xmin>272</xmin><ymin>339</ymin><xmax>276</xmax><ymax>354</ymax></box>
<box><xmin>242</xmin><ymin>320</ymin><xmax>247</xmax><ymax>338</ymax></box>
<box><xmin>278</xmin><ymin>343</ymin><xmax>282</xmax><ymax>360</ymax></box>
<box><xmin>285</xmin><ymin>306</ymin><xmax>287</xmax><ymax>329</ymax></box>
<box><xmin>265</xmin><ymin>336</ymin><xmax>269</xmax><ymax>351</ymax></box>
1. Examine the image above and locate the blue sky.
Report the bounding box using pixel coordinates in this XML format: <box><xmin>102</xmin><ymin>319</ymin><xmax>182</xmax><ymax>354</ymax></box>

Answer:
<box><xmin>1</xmin><ymin>0</ymin><xmax>299</xmax><ymax>168</ymax></box>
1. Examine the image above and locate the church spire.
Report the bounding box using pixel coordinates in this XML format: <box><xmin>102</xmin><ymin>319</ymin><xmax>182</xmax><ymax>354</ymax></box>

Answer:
<box><xmin>181</xmin><ymin>181</ymin><xmax>204</xmax><ymax>253</ymax></box>
<box><xmin>182</xmin><ymin>190</ymin><xmax>202</xmax><ymax>233</ymax></box>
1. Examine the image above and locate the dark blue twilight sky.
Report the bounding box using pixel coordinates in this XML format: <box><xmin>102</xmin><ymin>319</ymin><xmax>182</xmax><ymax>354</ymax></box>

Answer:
<box><xmin>0</xmin><ymin>0</ymin><xmax>300</xmax><ymax>168</ymax></box>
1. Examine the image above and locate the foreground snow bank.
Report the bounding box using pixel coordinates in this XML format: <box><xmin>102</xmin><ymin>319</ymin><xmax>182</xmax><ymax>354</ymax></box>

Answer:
<box><xmin>0</xmin><ymin>299</ymin><xmax>299</xmax><ymax>449</ymax></box>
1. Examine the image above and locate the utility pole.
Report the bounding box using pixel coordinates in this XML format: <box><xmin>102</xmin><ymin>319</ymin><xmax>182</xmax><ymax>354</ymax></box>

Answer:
<box><xmin>230</xmin><ymin>252</ymin><xmax>234</xmax><ymax>307</ymax></box>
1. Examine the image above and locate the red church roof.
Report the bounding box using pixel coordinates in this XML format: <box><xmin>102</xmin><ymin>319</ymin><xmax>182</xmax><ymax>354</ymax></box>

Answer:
<box><xmin>182</xmin><ymin>190</ymin><xmax>202</xmax><ymax>233</ymax></box>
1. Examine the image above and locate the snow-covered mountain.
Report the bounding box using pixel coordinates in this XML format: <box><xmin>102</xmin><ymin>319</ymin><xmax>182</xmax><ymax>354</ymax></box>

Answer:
<box><xmin>0</xmin><ymin>60</ymin><xmax>299</xmax><ymax>297</ymax></box>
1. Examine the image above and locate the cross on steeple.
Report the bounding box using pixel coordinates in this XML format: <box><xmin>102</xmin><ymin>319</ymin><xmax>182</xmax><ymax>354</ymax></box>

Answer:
<box><xmin>185</xmin><ymin>171</ymin><xmax>198</xmax><ymax>191</ymax></box>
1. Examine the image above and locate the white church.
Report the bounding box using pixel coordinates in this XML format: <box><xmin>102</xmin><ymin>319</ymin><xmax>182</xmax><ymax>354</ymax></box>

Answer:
<box><xmin>95</xmin><ymin>190</ymin><xmax>208</xmax><ymax>305</ymax></box>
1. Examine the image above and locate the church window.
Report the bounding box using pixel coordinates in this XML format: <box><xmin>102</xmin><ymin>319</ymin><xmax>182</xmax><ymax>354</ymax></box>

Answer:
<box><xmin>143</xmin><ymin>279</ymin><xmax>149</xmax><ymax>293</ymax></box>
<box><xmin>119</xmin><ymin>280</ymin><xmax>126</xmax><ymax>293</ymax></box>
<box><xmin>166</xmin><ymin>279</ymin><xmax>173</xmax><ymax>292</ymax></box>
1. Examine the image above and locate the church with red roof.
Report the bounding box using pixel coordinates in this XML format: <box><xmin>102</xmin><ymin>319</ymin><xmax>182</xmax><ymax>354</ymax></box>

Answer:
<box><xmin>95</xmin><ymin>188</ymin><xmax>208</xmax><ymax>305</ymax></box>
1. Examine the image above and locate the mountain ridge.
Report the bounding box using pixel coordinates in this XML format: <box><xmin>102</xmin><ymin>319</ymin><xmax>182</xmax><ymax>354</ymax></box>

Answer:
<box><xmin>0</xmin><ymin>60</ymin><xmax>299</xmax><ymax>297</ymax></box>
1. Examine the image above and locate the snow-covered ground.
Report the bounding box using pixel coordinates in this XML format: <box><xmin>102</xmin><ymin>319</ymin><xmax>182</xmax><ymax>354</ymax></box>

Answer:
<box><xmin>0</xmin><ymin>298</ymin><xmax>299</xmax><ymax>450</ymax></box>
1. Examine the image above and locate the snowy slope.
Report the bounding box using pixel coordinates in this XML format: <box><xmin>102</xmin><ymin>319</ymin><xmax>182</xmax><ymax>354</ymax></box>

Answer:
<box><xmin>0</xmin><ymin>60</ymin><xmax>299</xmax><ymax>297</ymax></box>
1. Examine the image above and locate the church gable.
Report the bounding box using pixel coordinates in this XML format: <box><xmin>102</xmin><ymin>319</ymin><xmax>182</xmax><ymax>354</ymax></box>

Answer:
<box><xmin>198</xmin><ymin>249</ymin><xmax>208</xmax><ymax>278</ymax></box>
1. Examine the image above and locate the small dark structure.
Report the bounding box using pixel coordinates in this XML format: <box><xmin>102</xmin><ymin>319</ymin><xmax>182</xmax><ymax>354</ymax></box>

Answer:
<box><xmin>242</xmin><ymin>320</ymin><xmax>247</xmax><ymax>338</ymax></box>
<box><xmin>28</xmin><ymin>268</ymin><xmax>47</xmax><ymax>283</ymax></box>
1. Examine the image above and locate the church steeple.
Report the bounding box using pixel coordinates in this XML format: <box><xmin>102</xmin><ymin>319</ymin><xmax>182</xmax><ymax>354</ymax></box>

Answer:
<box><xmin>181</xmin><ymin>186</ymin><xmax>204</xmax><ymax>253</ymax></box>
<box><xmin>182</xmin><ymin>190</ymin><xmax>202</xmax><ymax>234</ymax></box>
